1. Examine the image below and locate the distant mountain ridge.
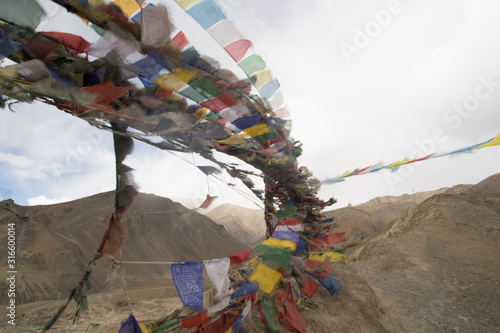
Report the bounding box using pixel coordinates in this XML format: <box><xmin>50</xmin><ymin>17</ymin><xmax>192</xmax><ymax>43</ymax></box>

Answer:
<box><xmin>205</xmin><ymin>203</ymin><xmax>265</xmax><ymax>247</ymax></box>
<box><xmin>207</xmin><ymin>173</ymin><xmax>500</xmax><ymax>247</ymax></box>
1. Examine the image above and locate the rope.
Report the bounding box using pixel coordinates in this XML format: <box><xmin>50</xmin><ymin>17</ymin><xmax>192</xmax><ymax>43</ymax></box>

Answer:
<box><xmin>117</xmin><ymin>254</ymin><xmax>134</xmax><ymax>315</ymax></box>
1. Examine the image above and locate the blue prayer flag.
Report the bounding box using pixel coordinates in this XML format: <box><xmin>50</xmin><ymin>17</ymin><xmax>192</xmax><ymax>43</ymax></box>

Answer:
<box><xmin>171</xmin><ymin>261</ymin><xmax>204</xmax><ymax>308</ymax></box>
<box><xmin>118</xmin><ymin>314</ymin><xmax>142</xmax><ymax>333</ymax></box>
<box><xmin>187</xmin><ymin>0</ymin><xmax>226</xmax><ymax>30</ymax></box>
<box><xmin>231</xmin><ymin>281</ymin><xmax>259</xmax><ymax>299</ymax></box>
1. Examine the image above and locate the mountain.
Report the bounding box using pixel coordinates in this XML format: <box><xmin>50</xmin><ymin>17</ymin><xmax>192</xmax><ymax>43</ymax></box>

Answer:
<box><xmin>206</xmin><ymin>203</ymin><xmax>265</xmax><ymax>247</ymax></box>
<box><xmin>0</xmin><ymin>192</ymin><xmax>247</xmax><ymax>305</ymax></box>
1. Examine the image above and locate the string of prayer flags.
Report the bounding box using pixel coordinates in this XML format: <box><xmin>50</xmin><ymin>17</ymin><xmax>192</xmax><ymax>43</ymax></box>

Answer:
<box><xmin>171</xmin><ymin>261</ymin><xmax>204</xmax><ymax>309</ymax></box>
<box><xmin>322</xmin><ymin>133</ymin><xmax>500</xmax><ymax>185</ymax></box>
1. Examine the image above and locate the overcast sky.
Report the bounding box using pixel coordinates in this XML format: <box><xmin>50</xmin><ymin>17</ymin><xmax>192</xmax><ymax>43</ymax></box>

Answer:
<box><xmin>1</xmin><ymin>0</ymin><xmax>499</xmax><ymax>210</ymax></box>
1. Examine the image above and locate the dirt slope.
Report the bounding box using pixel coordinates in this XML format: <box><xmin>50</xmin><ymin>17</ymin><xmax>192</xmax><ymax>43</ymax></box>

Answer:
<box><xmin>350</xmin><ymin>192</ymin><xmax>500</xmax><ymax>332</ymax></box>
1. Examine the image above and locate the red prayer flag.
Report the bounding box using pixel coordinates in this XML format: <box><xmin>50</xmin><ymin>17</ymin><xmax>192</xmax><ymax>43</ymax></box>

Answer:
<box><xmin>310</xmin><ymin>232</ymin><xmax>346</xmax><ymax>251</ymax></box>
<box><xmin>278</xmin><ymin>219</ymin><xmax>302</xmax><ymax>226</ymax></box>
<box><xmin>172</xmin><ymin>31</ymin><xmax>189</xmax><ymax>50</ymax></box>
<box><xmin>181</xmin><ymin>311</ymin><xmax>209</xmax><ymax>329</ymax></box>
<box><xmin>40</xmin><ymin>31</ymin><xmax>92</xmax><ymax>56</ymax></box>
<box><xmin>224</xmin><ymin>39</ymin><xmax>252</xmax><ymax>62</ymax></box>
<box><xmin>94</xmin><ymin>215</ymin><xmax>128</xmax><ymax>260</ymax></box>
<box><xmin>283</xmin><ymin>297</ymin><xmax>306</xmax><ymax>333</ymax></box>
<box><xmin>229</xmin><ymin>248</ymin><xmax>253</xmax><ymax>265</ymax></box>
<box><xmin>302</xmin><ymin>277</ymin><xmax>319</xmax><ymax>299</ymax></box>
<box><xmin>201</xmin><ymin>91</ymin><xmax>237</xmax><ymax>113</ymax></box>
<box><xmin>81</xmin><ymin>79</ymin><xmax>133</xmax><ymax>105</ymax></box>
<box><xmin>199</xmin><ymin>194</ymin><xmax>218</xmax><ymax>209</ymax></box>
<box><xmin>304</xmin><ymin>258</ymin><xmax>332</xmax><ymax>280</ymax></box>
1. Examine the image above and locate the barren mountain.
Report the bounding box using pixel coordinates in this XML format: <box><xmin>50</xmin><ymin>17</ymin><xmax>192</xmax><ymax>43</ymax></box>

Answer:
<box><xmin>0</xmin><ymin>192</ymin><xmax>246</xmax><ymax>305</ymax></box>
<box><xmin>205</xmin><ymin>203</ymin><xmax>265</xmax><ymax>247</ymax></box>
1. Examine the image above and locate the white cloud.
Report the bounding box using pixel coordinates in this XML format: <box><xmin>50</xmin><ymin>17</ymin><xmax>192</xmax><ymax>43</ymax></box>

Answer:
<box><xmin>27</xmin><ymin>195</ymin><xmax>74</xmax><ymax>206</ymax></box>
<box><xmin>0</xmin><ymin>152</ymin><xmax>34</xmax><ymax>168</ymax></box>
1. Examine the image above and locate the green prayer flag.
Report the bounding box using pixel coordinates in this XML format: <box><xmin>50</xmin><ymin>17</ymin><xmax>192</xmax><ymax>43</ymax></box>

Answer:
<box><xmin>0</xmin><ymin>0</ymin><xmax>45</xmax><ymax>29</ymax></box>
<box><xmin>276</xmin><ymin>204</ymin><xmax>297</xmax><ymax>219</ymax></box>
<box><xmin>253</xmin><ymin>244</ymin><xmax>292</xmax><ymax>269</ymax></box>
<box><xmin>239</xmin><ymin>54</ymin><xmax>266</xmax><ymax>76</ymax></box>
<box><xmin>189</xmin><ymin>80</ymin><xmax>222</xmax><ymax>100</ymax></box>
<box><xmin>261</xmin><ymin>298</ymin><xmax>280</xmax><ymax>333</ymax></box>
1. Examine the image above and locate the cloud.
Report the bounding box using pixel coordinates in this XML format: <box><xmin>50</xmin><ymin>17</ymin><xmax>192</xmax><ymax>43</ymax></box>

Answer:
<box><xmin>0</xmin><ymin>152</ymin><xmax>34</xmax><ymax>169</ymax></box>
<box><xmin>27</xmin><ymin>195</ymin><xmax>74</xmax><ymax>206</ymax></box>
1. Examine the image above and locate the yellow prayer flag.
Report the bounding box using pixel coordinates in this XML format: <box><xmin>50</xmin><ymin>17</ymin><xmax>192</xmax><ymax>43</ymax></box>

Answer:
<box><xmin>216</xmin><ymin>134</ymin><xmax>246</xmax><ymax>146</ymax></box>
<box><xmin>174</xmin><ymin>0</ymin><xmax>201</xmax><ymax>9</ymax></box>
<box><xmin>385</xmin><ymin>158</ymin><xmax>413</xmax><ymax>169</ymax></box>
<box><xmin>112</xmin><ymin>0</ymin><xmax>144</xmax><ymax>17</ymax></box>
<box><xmin>249</xmin><ymin>263</ymin><xmax>283</xmax><ymax>294</ymax></box>
<box><xmin>309</xmin><ymin>251</ymin><xmax>347</xmax><ymax>263</ymax></box>
<box><xmin>244</xmin><ymin>123</ymin><xmax>269</xmax><ymax>137</ymax></box>
<box><xmin>154</xmin><ymin>68</ymin><xmax>195</xmax><ymax>91</ymax></box>
<box><xmin>473</xmin><ymin>134</ymin><xmax>500</xmax><ymax>149</ymax></box>
<box><xmin>0</xmin><ymin>65</ymin><xmax>18</xmax><ymax>78</ymax></box>
<box><xmin>262</xmin><ymin>237</ymin><xmax>297</xmax><ymax>251</ymax></box>
<box><xmin>192</xmin><ymin>107</ymin><xmax>208</xmax><ymax>119</ymax></box>
<box><xmin>251</xmin><ymin>70</ymin><xmax>273</xmax><ymax>90</ymax></box>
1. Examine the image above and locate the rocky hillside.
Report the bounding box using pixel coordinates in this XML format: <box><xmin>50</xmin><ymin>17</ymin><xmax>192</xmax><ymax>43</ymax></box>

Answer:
<box><xmin>348</xmin><ymin>191</ymin><xmax>500</xmax><ymax>332</ymax></box>
<box><xmin>0</xmin><ymin>192</ymin><xmax>247</xmax><ymax>305</ymax></box>
<box><xmin>206</xmin><ymin>203</ymin><xmax>265</xmax><ymax>247</ymax></box>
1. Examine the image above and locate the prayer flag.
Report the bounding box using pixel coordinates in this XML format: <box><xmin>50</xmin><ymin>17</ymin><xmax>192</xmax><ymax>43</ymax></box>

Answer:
<box><xmin>171</xmin><ymin>261</ymin><xmax>204</xmax><ymax>308</ymax></box>
<box><xmin>231</xmin><ymin>281</ymin><xmax>259</xmax><ymax>299</ymax></box>
<box><xmin>172</xmin><ymin>31</ymin><xmax>189</xmax><ymax>50</ymax></box>
<box><xmin>175</xmin><ymin>0</ymin><xmax>201</xmax><ymax>10</ymax></box>
<box><xmin>224</xmin><ymin>39</ymin><xmax>252</xmax><ymax>62</ymax></box>
<box><xmin>204</xmin><ymin>257</ymin><xmax>230</xmax><ymax>300</ymax></box>
<box><xmin>118</xmin><ymin>314</ymin><xmax>142</xmax><ymax>333</ymax></box>
<box><xmin>0</xmin><ymin>0</ymin><xmax>45</xmax><ymax>29</ymax></box>
<box><xmin>187</xmin><ymin>0</ymin><xmax>227</xmax><ymax>30</ymax></box>
<box><xmin>180</xmin><ymin>310</ymin><xmax>209</xmax><ymax>329</ymax></box>
<box><xmin>239</xmin><ymin>54</ymin><xmax>266</xmax><ymax>76</ymax></box>
<box><xmin>262</xmin><ymin>237</ymin><xmax>297</xmax><ymax>251</ymax></box>
<box><xmin>249</xmin><ymin>263</ymin><xmax>282</xmax><ymax>294</ymax></box>
<box><xmin>229</xmin><ymin>248</ymin><xmax>253</xmax><ymax>265</ymax></box>
<box><xmin>208</xmin><ymin>20</ymin><xmax>243</xmax><ymax>46</ymax></box>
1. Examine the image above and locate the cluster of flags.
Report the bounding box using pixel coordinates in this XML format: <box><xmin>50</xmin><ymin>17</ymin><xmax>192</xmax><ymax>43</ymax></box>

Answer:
<box><xmin>116</xmin><ymin>223</ymin><xmax>347</xmax><ymax>332</ymax></box>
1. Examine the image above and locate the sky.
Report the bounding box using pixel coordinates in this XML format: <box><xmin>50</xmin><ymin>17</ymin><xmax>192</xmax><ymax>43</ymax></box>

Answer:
<box><xmin>1</xmin><ymin>0</ymin><xmax>499</xmax><ymax>211</ymax></box>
